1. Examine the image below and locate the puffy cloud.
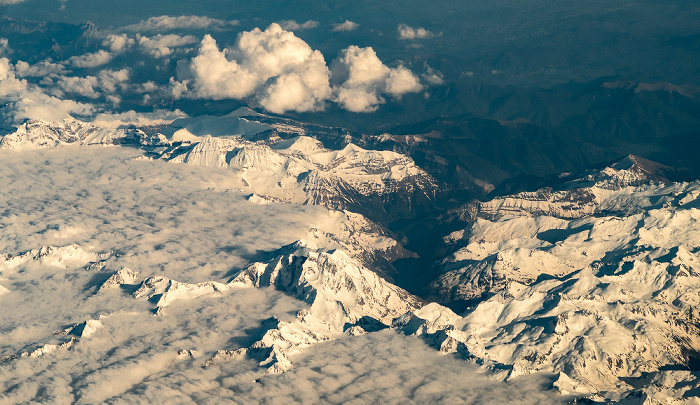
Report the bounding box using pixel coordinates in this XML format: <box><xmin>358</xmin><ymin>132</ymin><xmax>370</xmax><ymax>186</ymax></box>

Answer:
<box><xmin>123</xmin><ymin>15</ymin><xmax>239</xmax><ymax>32</ymax></box>
<box><xmin>332</xmin><ymin>20</ymin><xmax>359</xmax><ymax>32</ymax></box>
<box><xmin>0</xmin><ymin>58</ymin><xmax>28</xmax><ymax>97</ymax></box>
<box><xmin>331</xmin><ymin>46</ymin><xmax>421</xmax><ymax>112</ymax></box>
<box><xmin>14</xmin><ymin>59</ymin><xmax>68</xmax><ymax>77</ymax></box>
<box><xmin>0</xmin><ymin>58</ymin><xmax>94</xmax><ymax>122</ymax></box>
<box><xmin>56</xmin><ymin>75</ymin><xmax>100</xmax><ymax>98</ymax></box>
<box><xmin>278</xmin><ymin>20</ymin><xmax>319</xmax><ymax>31</ymax></box>
<box><xmin>397</xmin><ymin>24</ymin><xmax>435</xmax><ymax>40</ymax></box>
<box><xmin>180</xmin><ymin>24</ymin><xmax>331</xmax><ymax>113</ymax></box>
<box><xmin>137</xmin><ymin>34</ymin><xmax>198</xmax><ymax>58</ymax></box>
<box><xmin>173</xmin><ymin>24</ymin><xmax>422</xmax><ymax>113</ymax></box>
<box><xmin>53</xmin><ymin>69</ymin><xmax>129</xmax><ymax>99</ymax></box>
<box><xmin>185</xmin><ymin>34</ymin><xmax>258</xmax><ymax>99</ymax></box>
<box><xmin>103</xmin><ymin>34</ymin><xmax>135</xmax><ymax>52</ymax></box>
<box><xmin>68</xmin><ymin>50</ymin><xmax>113</xmax><ymax>68</ymax></box>
<box><xmin>0</xmin><ymin>0</ymin><xmax>27</xmax><ymax>4</ymax></box>
<box><xmin>97</xmin><ymin>68</ymin><xmax>130</xmax><ymax>93</ymax></box>
<box><xmin>422</xmin><ymin>65</ymin><xmax>444</xmax><ymax>85</ymax></box>
<box><xmin>0</xmin><ymin>38</ymin><xmax>9</xmax><ymax>56</ymax></box>
<box><xmin>385</xmin><ymin>66</ymin><xmax>423</xmax><ymax>96</ymax></box>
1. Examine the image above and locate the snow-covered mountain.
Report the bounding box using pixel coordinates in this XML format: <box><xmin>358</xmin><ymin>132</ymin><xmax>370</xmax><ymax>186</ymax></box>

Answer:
<box><xmin>431</xmin><ymin>157</ymin><xmax>700</xmax><ymax>302</ymax></box>
<box><xmin>2</xmin><ymin>112</ymin><xmax>699</xmax><ymax>403</ymax></box>
<box><xmin>150</xmin><ymin>132</ymin><xmax>439</xmax><ymax>221</ymax></box>
<box><xmin>97</xmin><ymin>240</ymin><xmax>423</xmax><ymax>374</ymax></box>
<box><xmin>480</xmin><ymin>155</ymin><xmax>682</xmax><ymax>220</ymax></box>
<box><xmin>416</xmin><ymin>158</ymin><xmax>700</xmax><ymax>402</ymax></box>
<box><xmin>0</xmin><ymin>119</ymin><xmax>142</xmax><ymax>150</ymax></box>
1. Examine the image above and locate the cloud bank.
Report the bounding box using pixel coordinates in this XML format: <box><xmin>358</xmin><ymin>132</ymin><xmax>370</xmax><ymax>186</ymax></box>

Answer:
<box><xmin>0</xmin><ymin>147</ymin><xmax>568</xmax><ymax>404</ymax></box>
<box><xmin>174</xmin><ymin>24</ymin><xmax>422</xmax><ymax>113</ymax></box>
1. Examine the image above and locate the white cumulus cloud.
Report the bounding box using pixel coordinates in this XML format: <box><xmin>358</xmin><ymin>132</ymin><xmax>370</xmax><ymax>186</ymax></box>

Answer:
<box><xmin>0</xmin><ymin>0</ymin><xmax>27</xmax><ymax>5</ymax></box>
<box><xmin>103</xmin><ymin>34</ymin><xmax>135</xmax><ymax>53</ymax></box>
<box><xmin>422</xmin><ymin>65</ymin><xmax>445</xmax><ymax>85</ymax></box>
<box><xmin>14</xmin><ymin>59</ymin><xmax>68</xmax><ymax>77</ymax></box>
<box><xmin>97</xmin><ymin>68</ymin><xmax>130</xmax><ymax>93</ymax></box>
<box><xmin>172</xmin><ymin>24</ymin><xmax>421</xmax><ymax>113</ymax></box>
<box><xmin>397</xmin><ymin>24</ymin><xmax>435</xmax><ymax>40</ymax></box>
<box><xmin>68</xmin><ymin>50</ymin><xmax>113</xmax><ymax>68</ymax></box>
<box><xmin>178</xmin><ymin>24</ymin><xmax>331</xmax><ymax>113</ymax></box>
<box><xmin>331</xmin><ymin>46</ymin><xmax>422</xmax><ymax>112</ymax></box>
<box><xmin>123</xmin><ymin>15</ymin><xmax>239</xmax><ymax>32</ymax></box>
<box><xmin>278</xmin><ymin>20</ymin><xmax>319</xmax><ymax>31</ymax></box>
<box><xmin>137</xmin><ymin>34</ymin><xmax>198</xmax><ymax>58</ymax></box>
<box><xmin>0</xmin><ymin>58</ymin><xmax>94</xmax><ymax>122</ymax></box>
<box><xmin>332</xmin><ymin>20</ymin><xmax>359</xmax><ymax>32</ymax></box>
<box><xmin>55</xmin><ymin>75</ymin><xmax>100</xmax><ymax>98</ymax></box>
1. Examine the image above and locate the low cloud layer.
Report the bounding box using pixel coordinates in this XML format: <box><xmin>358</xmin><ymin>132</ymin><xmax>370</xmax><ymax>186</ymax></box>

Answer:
<box><xmin>0</xmin><ymin>147</ymin><xmax>568</xmax><ymax>405</ymax></box>
<box><xmin>174</xmin><ymin>24</ymin><xmax>422</xmax><ymax>113</ymax></box>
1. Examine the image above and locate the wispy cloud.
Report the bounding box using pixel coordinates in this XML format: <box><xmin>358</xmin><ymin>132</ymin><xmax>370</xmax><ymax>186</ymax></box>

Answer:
<box><xmin>332</xmin><ymin>20</ymin><xmax>359</xmax><ymax>32</ymax></box>
<box><xmin>123</xmin><ymin>15</ymin><xmax>239</xmax><ymax>32</ymax></box>
<box><xmin>397</xmin><ymin>24</ymin><xmax>436</xmax><ymax>40</ymax></box>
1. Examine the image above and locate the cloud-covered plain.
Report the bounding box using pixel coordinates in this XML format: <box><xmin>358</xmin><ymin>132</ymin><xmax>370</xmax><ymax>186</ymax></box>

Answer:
<box><xmin>332</xmin><ymin>20</ymin><xmax>359</xmax><ymax>32</ymax></box>
<box><xmin>173</xmin><ymin>24</ymin><xmax>422</xmax><ymax>113</ymax></box>
<box><xmin>398</xmin><ymin>23</ymin><xmax>435</xmax><ymax>40</ymax></box>
<box><xmin>0</xmin><ymin>147</ymin><xmax>568</xmax><ymax>404</ymax></box>
<box><xmin>123</xmin><ymin>15</ymin><xmax>239</xmax><ymax>32</ymax></box>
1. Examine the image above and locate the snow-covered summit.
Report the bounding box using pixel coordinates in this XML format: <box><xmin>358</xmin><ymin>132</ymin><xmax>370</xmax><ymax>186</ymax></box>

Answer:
<box><xmin>154</xmin><ymin>135</ymin><xmax>438</xmax><ymax>219</ymax></box>
<box><xmin>481</xmin><ymin>155</ymin><xmax>686</xmax><ymax>220</ymax></box>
